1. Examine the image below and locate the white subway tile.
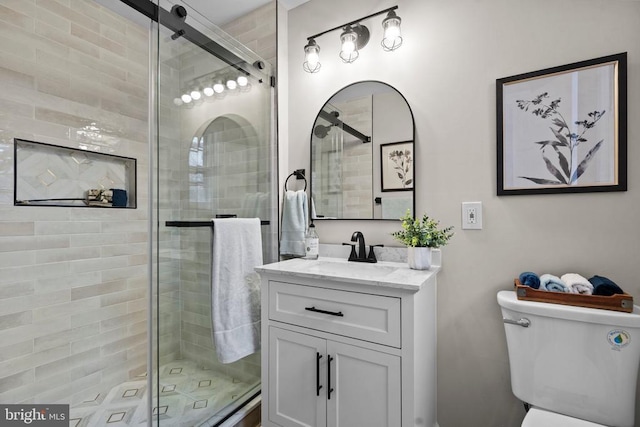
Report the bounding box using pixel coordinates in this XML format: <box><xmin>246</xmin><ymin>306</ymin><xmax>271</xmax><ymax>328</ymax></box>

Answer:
<box><xmin>32</xmin><ymin>296</ymin><xmax>100</xmax><ymax>322</ymax></box>
<box><xmin>0</xmin><ymin>289</ymin><xmax>69</xmax><ymax>316</ymax></box>
<box><xmin>70</xmin><ymin>279</ymin><xmax>126</xmax><ymax>301</ymax></box>
<box><xmin>0</xmin><ymin>343</ymin><xmax>69</xmax><ymax>380</ymax></box>
<box><xmin>71</xmin><ymin>302</ymin><xmax>127</xmax><ymax>329</ymax></box>
<box><xmin>34</xmin><ymin>221</ymin><xmax>100</xmax><ymax>235</ymax></box>
<box><xmin>35</xmin><ymin>271</ymin><xmax>100</xmax><ymax>292</ymax></box>
<box><xmin>0</xmin><ymin>340</ymin><xmax>33</xmax><ymax>363</ymax></box>
<box><xmin>35</xmin><ymin>246</ymin><xmax>100</xmax><ymax>264</ymax></box>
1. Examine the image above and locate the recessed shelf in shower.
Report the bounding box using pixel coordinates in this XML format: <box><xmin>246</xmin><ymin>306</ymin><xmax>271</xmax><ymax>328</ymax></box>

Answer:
<box><xmin>13</xmin><ymin>138</ymin><xmax>137</xmax><ymax>208</ymax></box>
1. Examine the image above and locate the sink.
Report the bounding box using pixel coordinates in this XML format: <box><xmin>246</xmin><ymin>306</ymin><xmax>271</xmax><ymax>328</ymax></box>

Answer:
<box><xmin>306</xmin><ymin>259</ymin><xmax>397</xmax><ymax>280</ymax></box>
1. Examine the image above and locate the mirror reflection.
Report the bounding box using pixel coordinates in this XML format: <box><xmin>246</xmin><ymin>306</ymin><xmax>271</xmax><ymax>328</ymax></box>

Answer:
<box><xmin>310</xmin><ymin>81</ymin><xmax>414</xmax><ymax>220</ymax></box>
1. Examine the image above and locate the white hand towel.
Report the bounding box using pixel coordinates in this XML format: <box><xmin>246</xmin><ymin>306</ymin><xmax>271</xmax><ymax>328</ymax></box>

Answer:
<box><xmin>279</xmin><ymin>190</ymin><xmax>308</xmax><ymax>256</ymax></box>
<box><xmin>561</xmin><ymin>273</ymin><xmax>594</xmax><ymax>295</ymax></box>
<box><xmin>211</xmin><ymin>218</ymin><xmax>263</xmax><ymax>364</ymax></box>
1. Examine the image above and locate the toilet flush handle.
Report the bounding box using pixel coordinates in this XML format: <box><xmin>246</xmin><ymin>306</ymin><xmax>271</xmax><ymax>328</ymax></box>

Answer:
<box><xmin>503</xmin><ymin>317</ymin><xmax>531</xmax><ymax>328</ymax></box>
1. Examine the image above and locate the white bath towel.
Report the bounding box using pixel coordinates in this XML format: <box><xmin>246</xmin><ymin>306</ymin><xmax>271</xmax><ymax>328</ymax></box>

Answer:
<box><xmin>211</xmin><ymin>218</ymin><xmax>263</xmax><ymax>364</ymax></box>
<box><xmin>279</xmin><ymin>190</ymin><xmax>308</xmax><ymax>256</ymax></box>
<box><xmin>561</xmin><ymin>273</ymin><xmax>594</xmax><ymax>295</ymax></box>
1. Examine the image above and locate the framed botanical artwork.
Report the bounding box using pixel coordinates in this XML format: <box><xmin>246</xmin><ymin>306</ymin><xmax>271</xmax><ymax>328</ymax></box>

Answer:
<box><xmin>380</xmin><ymin>141</ymin><xmax>413</xmax><ymax>192</ymax></box>
<box><xmin>497</xmin><ymin>52</ymin><xmax>627</xmax><ymax>195</ymax></box>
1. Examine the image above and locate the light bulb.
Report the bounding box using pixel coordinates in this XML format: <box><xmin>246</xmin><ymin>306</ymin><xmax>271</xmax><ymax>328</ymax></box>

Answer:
<box><xmin>226</xmin><ymin>79</ymin><xmax>237</xmax><ymax>90</ymax></box>
<box><xmin>203</xmin><ymin>86</ymin><xmax>214</xmax><ymax>96</ymax></box>
<box><xmin>173</xmin><ymin>97</ymin><xmax>183</xmax><ymax>106</ymax></box>
<box><xmin>303</xmin><ymin>39</ymin><xmax>321</xmax><ymax>73</ymax></box>
<box><xmin>213</xmin><ymin>81</ymin><xmax>225</xmax><ymax>93</ymax></box>
<box><xmin>342</xmin><ymin>39</ymin><xmax>355</xmax><ymax>54</ymax></box>
<box><xmin>181</xmin><ymin>93</ymin><xmax>192</xmax><ymax>103</ymax></box>
<box><xmin>381</xmin><ymin>11</ymin><xmax>403</xmax><ymax>51</ymax></box>
<box><xmin>237</xmin><ymin>76</ymin><xmax>248</xmax><ymax>87</ymax></box>
<box><xmin>339</xmin><ymin>27</ymin><xmax>359</xmax><ymax>63</ymax></box>
<box><xmin>190</xmin><ymin>90</ymin><xmax>202</xmax><ymax>100</ymax></box>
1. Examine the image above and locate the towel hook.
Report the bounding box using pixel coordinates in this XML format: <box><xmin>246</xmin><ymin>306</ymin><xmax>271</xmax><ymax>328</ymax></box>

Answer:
<box><xmin>285</xmin><ymin>170</ymin><xmax>307</xmax><ymax>191</ymax></box>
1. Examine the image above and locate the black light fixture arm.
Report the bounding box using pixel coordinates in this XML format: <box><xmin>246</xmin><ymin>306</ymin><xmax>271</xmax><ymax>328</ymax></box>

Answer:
<box><xmin>306</xmin><ymin>5</ymin><xmax>398</xmax><ymax>41</ymax></box>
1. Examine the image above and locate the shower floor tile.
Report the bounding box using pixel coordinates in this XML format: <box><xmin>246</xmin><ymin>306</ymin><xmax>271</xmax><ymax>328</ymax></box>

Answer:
<box><xmin>70</xmin><ymin>360</ymin><xmax>257</xmax><ymax>427</ymax></box>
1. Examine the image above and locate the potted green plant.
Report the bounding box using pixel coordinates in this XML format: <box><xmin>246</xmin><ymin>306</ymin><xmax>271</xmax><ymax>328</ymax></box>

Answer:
<box><xmin>391</xmin><ymin>210</ymin><xmax>454</xmax><ymax>270</ymax></box>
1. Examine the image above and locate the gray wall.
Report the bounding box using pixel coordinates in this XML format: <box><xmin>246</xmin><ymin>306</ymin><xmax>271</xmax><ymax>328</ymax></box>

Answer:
<box><xmin>284</xmin><ymin>0</ymin><xmax>640</xmax><ymax>426</ymax></box>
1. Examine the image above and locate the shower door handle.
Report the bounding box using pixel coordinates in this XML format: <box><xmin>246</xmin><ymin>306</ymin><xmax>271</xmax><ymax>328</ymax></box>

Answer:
<box><xmin>316</xmin><ymin>352</ymin><xmax>323</xmax><ymax>396</ymax></box>
<box><xmin>327</xmin><ymin>355</ymin><xmax>334</xmax><ymax>400</ymax></box>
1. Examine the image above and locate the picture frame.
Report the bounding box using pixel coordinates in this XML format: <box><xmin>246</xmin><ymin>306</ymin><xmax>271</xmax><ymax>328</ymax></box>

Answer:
<box><xmin>380</xmin><ymin>141</ymin><xmax>414</xmax><ymax>192</ymax></box>
<box><xmin>496</xmin><ymin>52</ymin><xmax>627</xmax><ymax>196</ymax></box>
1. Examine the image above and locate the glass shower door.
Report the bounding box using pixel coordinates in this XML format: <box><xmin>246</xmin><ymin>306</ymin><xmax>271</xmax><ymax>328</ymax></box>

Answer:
<box><xmin>151</xmin><ymin>2</ymin><xmax>275</xmax><ymax>425</ymax></box>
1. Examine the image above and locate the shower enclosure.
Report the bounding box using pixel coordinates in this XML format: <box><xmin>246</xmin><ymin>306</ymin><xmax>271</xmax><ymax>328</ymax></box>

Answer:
<box><xmin>150</xmin><ymin>2</ymin><xmax>277</xmax><ymax>426</ymax></box>
<box><xmin>0</xmin><ymin>0</ymin><xmax>274</xmax><ymax>424</ymax></box>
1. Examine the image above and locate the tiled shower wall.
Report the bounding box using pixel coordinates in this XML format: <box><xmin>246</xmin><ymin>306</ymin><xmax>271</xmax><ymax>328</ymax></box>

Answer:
<box><xmin>339</xmin><ymin>96</ymin><xmax>373</xmax><ymax>218</ymax></box>
<box><xmin>0</xmin><ymin>0</ymin><xmax>149</xmax><ymax>405</ymax></box>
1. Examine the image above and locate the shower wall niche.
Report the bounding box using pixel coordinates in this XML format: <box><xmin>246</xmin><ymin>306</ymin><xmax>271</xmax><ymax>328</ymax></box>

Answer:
<box><xmin>14</xmin><ymin>138</ymin><xmax>137</xmax><ymax>208</ymax></box>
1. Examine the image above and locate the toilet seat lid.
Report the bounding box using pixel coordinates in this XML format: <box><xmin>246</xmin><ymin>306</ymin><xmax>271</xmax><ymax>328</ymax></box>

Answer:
<box><xmin>522</xmin><ymin>408</ymin><xmax>606</xmax><ymax>427</ymax></box>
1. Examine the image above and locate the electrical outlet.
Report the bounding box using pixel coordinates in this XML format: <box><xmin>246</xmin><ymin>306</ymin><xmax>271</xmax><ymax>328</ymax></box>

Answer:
<box><xmin>462</xmin><ymin>202</ymin><xmax>482</xmax><ymax>230</ymax></box>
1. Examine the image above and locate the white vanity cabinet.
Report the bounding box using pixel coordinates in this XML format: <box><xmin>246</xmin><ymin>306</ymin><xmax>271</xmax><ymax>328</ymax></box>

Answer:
<box><xmin>256</xmin><ymin>257</ymin><xmax>438</xmax><ymax>427</ymax></box>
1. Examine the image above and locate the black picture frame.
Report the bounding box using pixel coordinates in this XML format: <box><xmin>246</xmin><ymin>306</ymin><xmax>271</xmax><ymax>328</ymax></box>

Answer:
<box><xmin>380</xmin><ymin>141</ymin><xmax>414</xmax><ymax>192</ymax></box>
<box><xmin>497</xmin><ymin>52</ymin><xmax>627</xmax><ymax>196</ymax></box>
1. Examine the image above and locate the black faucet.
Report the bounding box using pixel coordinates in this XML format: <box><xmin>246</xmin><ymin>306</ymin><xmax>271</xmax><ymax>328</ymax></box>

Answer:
<box><xmin>351</xmin><ymin>231</ymin><xmax>366</xmax><ymax>260</ymax></box>
<box><xmin>343</xmin><ymin>231</ymin><xmax>383</xmax><ymax>263</ymax></box>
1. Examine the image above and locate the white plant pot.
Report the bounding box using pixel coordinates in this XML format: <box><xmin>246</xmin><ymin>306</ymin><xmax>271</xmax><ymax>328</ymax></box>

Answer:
<box><xmin>407</xmin><ymin>247</ymin><xmax>432</xmax><ymax>270</ymax></box>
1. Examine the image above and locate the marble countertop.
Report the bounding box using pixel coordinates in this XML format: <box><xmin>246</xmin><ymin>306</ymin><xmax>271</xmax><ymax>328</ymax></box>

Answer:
<box><xmin>255</xmin><ymin>256</ymin><xmax>439</xmax><ymax>292</ymax></box>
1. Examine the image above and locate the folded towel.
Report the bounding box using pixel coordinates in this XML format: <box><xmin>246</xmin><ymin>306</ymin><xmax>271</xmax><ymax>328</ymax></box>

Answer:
<box><xmin>560</xmin><ymin>273</ymin><xmax>593</xmax><ymax>295</ymax></box>
<box><xmin>279</xmin><ymin>190</ymin><xmax>308</xmax><ymax>257</ymax></box>
<box><xmin>539</xmin><ymin>274</ymin><xmax>569</xmax><ymax>292</ymax></box>
<box><xmin>211</xmin><ymin>218</ymin><xmax>263</xmax><ymax>364</ymax></box>
<box><xmin>518</xmin><ymin>272</ymin><xmax>540</xmax><ymax>289</ymax></box>
<box><xmin>589</xmin><ymin>275</ymin><xmax>625</xmax><ymax>296</ymax></box>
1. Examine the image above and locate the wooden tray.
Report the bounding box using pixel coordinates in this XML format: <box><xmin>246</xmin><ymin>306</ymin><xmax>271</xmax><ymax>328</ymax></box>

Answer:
<box><xmin>514</xmin><ymin>279</ymin><xmax>634</xmax><ymax>313</ymax></box>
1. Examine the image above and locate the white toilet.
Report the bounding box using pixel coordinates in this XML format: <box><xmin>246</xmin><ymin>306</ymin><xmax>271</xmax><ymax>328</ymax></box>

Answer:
<box><xmin>497</xmin><ymin>290</ymin><xmax>640</xmax><ymax>427</ymax></box>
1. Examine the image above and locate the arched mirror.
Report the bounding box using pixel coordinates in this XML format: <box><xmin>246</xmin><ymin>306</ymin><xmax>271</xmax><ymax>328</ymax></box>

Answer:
<box><xmin>310</xmin><ymin>81</ymin><xmax>415</xmax><ymax>220</ymax></box>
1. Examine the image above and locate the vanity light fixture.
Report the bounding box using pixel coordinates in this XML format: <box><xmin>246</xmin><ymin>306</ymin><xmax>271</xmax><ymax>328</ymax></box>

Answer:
<box><xmin>303</xmin><ymin>5</ymin><xmax>402</xmax><ymax>73</ymax></box>
<box><xmin>339</xmin><ymin>26</ymin><xmax>359</xmax><ymax>63</ymax></box>
<box><xmin>303</xmin><ymin>39</ymin><xmax>321</xmax><ymax>73</ymax></box>
<box><xmin>381</xmin><ymin>10</ymin><xmax>402</xmax><ymax>51</ymax></box>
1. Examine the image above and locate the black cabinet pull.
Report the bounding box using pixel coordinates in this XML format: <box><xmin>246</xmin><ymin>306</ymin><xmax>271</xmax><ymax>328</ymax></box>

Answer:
<box><xmin>305</xmin><ymin>306</ymin><xmax>344</xmax><ymax>317</ymax></box>
<box><xmin>316</xmin><ymin>352</ymin><xmax>323</xmax><ymax>396</ymax></box>
<box><xmin>327</xmin><ymin>355</ymin><xmax>334</xmax><ymax>400</ymax></box>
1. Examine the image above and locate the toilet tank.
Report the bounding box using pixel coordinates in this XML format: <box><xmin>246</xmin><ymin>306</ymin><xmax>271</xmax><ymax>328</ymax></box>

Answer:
<box><xmin>497</xmin><ymin>291</ymin><xmax>640</xmax><ymax>427</ymax></box>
